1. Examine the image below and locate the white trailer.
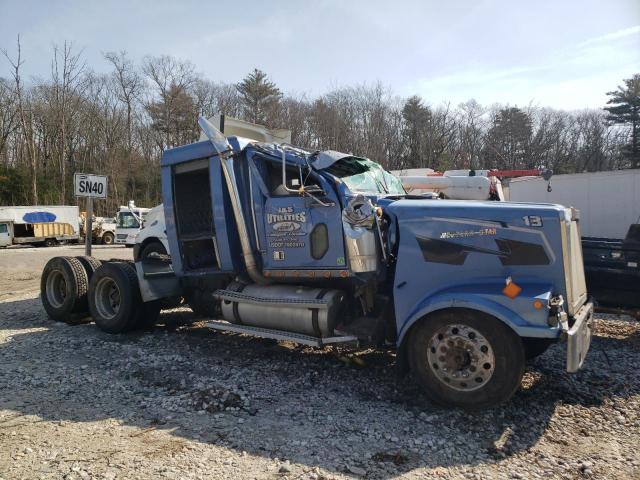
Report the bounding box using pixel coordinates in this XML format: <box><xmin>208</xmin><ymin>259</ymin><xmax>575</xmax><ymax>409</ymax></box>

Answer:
<box><xmin>505</xmin><ymin>169</ymin><xmax>640</xmax><ymax>239</ymax></box>
<box><xmin>0</xmin><ymin>205</ymin><xmax>80</xmax><ymax>247</ymax></box>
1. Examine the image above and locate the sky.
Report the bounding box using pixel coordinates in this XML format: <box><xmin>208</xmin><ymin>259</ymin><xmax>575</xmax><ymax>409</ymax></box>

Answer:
<box><xmin>0</xmin><ymin>0</ymin><xmax>638</xmax><ymax>110</ymax></box>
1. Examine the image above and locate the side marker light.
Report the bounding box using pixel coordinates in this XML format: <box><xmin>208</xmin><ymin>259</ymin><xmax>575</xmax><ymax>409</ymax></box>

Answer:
<box><xmin>503</xmin><ymin>277</ymin><xmax>522</xmax><ymax>299</ymax></box>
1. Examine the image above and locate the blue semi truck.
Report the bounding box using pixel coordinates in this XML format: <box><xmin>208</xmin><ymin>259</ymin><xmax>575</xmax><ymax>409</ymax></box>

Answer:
<box><xmin>40</xmin><ymin>118</ymin><xmax>592</xmax><ymax>409</ymax></box>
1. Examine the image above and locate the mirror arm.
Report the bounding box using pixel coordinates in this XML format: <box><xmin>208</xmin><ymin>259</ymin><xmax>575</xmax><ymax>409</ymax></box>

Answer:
<box><xmin>281</xmin><ymin>148</ymin><xmax>301</xmax><ymax>194</ymax></box>
<box><xmin>280</xmin><ymin>146</ymin><xmax>333</xmax><ymax>207</ymax></box>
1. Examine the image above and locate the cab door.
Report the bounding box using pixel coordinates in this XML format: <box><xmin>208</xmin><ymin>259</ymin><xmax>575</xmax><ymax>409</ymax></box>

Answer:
<box><xmin>258</xmin><ymin>160</ymin><xmax>345</xmax><ymax>272</ymax></box>
<box><xmin>0</xmin><ymin>222</ymin><xmax>12</xmax><ymax>247</ymax></box>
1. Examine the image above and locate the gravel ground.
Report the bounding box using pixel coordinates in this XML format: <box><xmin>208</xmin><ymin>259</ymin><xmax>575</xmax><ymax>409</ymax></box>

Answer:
<box><xmin>0</xmin><ymin>246</ymin><xmax>639</xmax><ymax>479</ymax></box>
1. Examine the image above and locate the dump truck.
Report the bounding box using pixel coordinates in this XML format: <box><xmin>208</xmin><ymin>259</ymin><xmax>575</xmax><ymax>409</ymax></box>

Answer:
<box><xmin>39</xmin><ymin>118</ymin><xmax>593</xmax><ymax>409</ymax></box>
<box><xmin>0</xmin><ymin>205</ymin><xmax>80</xmax><ymax>247</ymax></box>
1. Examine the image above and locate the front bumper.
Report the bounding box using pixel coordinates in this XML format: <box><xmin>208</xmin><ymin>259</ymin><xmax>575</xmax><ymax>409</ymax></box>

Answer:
<box><xmin>566</xmin><ymin>301</ymin><xmax>593</xmax><ymax>373</ymax></box>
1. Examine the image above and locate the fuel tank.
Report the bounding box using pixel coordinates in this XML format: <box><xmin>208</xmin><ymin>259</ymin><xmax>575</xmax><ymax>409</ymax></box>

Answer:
<box><xmin>219</xmin><ymin>284</ymin><xmax>346</xmax><ymax>337</ymax></box>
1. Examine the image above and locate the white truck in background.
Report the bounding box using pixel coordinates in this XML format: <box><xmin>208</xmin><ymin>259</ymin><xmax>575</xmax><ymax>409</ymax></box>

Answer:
<box><xmin>392</xmin><ymin>168</ymin><xmax>552</xmax><ymax>201</ymax></box>
<box><xmin>115</xmin><ymin>201</ymin><xmax>151</xmax><ymax>247</ymax></box>
<box><xmin>393</xmin><ymin>168</ymin><xmax>499</xmax><ymax>200</ymax></box>
<box><xmin>133</xmin><ymin>204</ymin><xmax>169</xmax><ymax>260</ymax></box>
<box><xmin>79</xmin><ymin>212</ymin><xmax>116</xmax><ymax>245</ymax></box>
<box><xmin>0</xmin><ymin>205</ymin><xmax>80</xmax><ymax>247</ymax></box>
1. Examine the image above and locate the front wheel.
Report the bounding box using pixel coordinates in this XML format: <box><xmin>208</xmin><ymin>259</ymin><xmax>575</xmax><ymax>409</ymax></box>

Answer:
<box><xmin>139</xmin><ymin>240</ymin><xmax>167</xmax><ymax>261</ymax></box>
<box><xmin>408</xmin><ymin>309</ymin><xmax>525</xmax><ymax>410</ymax></box>
<box><xmin>101</xmin><ymin>232</ymin><xmax>114</xmax><ymax>245</ymax></box>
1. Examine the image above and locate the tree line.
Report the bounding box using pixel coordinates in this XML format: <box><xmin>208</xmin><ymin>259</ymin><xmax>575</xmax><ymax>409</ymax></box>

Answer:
<box><xmin>0</xmin><ymin>38</ymin><xmax>638</xmax><ymax>213</ymax></box>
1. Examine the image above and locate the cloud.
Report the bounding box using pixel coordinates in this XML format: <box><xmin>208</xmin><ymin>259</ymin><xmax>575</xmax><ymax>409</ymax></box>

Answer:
<box><xmin>577</xmin><ymin>25</ymin><xmax>640</xmax><ymax>47</ymax></box>
<box><xmin>406</xmin><ymin>22</ymin><xmax>640</xmax><ymax>109</ymax></box>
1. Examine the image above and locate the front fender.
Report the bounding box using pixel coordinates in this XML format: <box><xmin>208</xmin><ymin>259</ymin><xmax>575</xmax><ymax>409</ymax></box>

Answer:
<box><xmin>396</xmin><ymin>283</ymin><xmax>560</xmax><ymax>346</ymax></box>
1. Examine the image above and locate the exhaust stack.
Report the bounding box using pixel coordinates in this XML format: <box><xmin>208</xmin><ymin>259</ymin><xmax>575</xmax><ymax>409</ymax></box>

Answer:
<box><xmin>198</xmin><ymin>117</ymin><xmax>270</xmax><ymax>285</ymax></box>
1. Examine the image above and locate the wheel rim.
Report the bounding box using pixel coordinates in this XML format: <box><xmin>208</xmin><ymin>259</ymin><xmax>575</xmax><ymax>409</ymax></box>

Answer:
<box><xmin>46</xmin><ymin>270</ymin><xmax>67</xmax><ymax>308</ymax></box>
<box><xmin>94</xmin><ymin>277</ymin><xmax>121</xmax><ymax>320</ymax></box>
<box><xmin>427</xmin><ymin>323</ymin><xmax>495</xmax><ymax>392</ymax></box>
<box><xmin>104</xmin><ymin>234</ymin><xmax>113</xmax><ymax>245</ymax></box>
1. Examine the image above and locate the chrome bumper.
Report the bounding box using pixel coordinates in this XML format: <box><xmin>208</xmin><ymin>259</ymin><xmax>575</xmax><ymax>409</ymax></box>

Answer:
<box><xmin>566</xmin><ymin>301</ymin><xmax>593</xmax><ymax>373</ymax></box>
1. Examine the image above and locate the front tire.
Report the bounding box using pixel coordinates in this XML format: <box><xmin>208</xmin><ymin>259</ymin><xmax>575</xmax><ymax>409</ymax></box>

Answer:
<box><xmin>102</xmin><ymin>232</ymin><xmax>114</xmax><ymax>245</ymax></box>
<box><xmin>408</xmin><ymin>309</ymin><xmax>525</xmax><ymax>410</ymax></box>
<box><xmin>139</xmin><ymin>240</ymin><xmax>167</xmax><ymax>260</ymax></box>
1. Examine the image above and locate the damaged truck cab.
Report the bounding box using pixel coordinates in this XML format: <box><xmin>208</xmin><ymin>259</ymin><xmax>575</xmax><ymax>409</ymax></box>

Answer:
<box><xmin>157</xmin><ymin>118</ymin><xmax>592</xmax><ymax>408</ymax></box>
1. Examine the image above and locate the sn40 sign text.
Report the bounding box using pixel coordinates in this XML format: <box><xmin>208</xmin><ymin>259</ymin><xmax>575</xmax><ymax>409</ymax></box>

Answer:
<box><xmin>74</xmin><ymin>173</ymin><xmax>108</xmax><ymax>199</ymax></box>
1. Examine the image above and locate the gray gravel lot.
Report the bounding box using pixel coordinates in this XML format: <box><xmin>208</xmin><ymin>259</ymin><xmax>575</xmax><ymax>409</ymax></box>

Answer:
<box><xmin>0</xmin><ymin>246</ymin><xmax>639</xmax><ymax>479</ymax></box>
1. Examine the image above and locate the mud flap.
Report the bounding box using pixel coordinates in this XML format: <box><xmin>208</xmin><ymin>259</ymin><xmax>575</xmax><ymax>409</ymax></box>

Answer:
<box><xmin>566</xmin><ymin>301</ymin><xmax>593</xmax><ymax>373</ymax></box>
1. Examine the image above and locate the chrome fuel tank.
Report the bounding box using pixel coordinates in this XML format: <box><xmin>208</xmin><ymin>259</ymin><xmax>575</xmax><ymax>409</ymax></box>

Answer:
<box><xmin>342</xmin><ymin>195</ymin><xmax>379</xmax><ymax>273</ymax></box>
<box><xmin>343</xmin><ymin>222</ymin><xmax>379</xmax><ymax>273</ymax></box>
<box><xmin>219</xmin><ymin>284</ymin><xmax>345</xmax><ymax>337</ymax></box>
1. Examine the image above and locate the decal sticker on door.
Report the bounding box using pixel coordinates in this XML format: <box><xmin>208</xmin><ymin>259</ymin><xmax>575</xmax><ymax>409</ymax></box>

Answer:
<box><xmin>266</xmin><ymin>205</ymin><xmax>309</xmax><ymax>249</ymax></box>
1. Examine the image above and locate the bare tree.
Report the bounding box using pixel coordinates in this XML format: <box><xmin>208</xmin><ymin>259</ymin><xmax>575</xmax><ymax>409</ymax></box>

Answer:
<box><xmin>50</xmin><ymin>41</ymin><xmax>85</xmax><ymax>203</ymax></box>
<box><xmin>2</xmin><ymin>36</ymin><xmax>38</xmax><ymax>204</ymax></box>
<box><xmin>105</xmin><ymin>51</ymin><xmax>143</xmax><ymax>198</ymax></box>
<box><xmin>454</xmin><ymin>100</ymin><xmax>486</xmax><ymax>169</ymax></box>
<box><xmin>0</xmin><ymin>48</ymin><xmax>634</xmax><ymax>208</ymax></box>
<box><xmin>0</xmin><ymin>77</ymin><xmax>18</xmax><ymax>164</ymax></box>
<box><xmin>142</xmin><ymin>55</ymin><xmax>195</xmax><ymax>149</ymax></box>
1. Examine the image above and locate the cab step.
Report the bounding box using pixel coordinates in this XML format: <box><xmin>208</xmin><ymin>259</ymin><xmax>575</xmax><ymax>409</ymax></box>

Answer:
<box><xmin>206</xmin><ymin>320</ymin><xmax>358</xmax><ymax>347</ymax></box>
<box><xmin>214</xmin><ymin>289</ymin><xmax>331</xmax><ymax>309</ymax></box>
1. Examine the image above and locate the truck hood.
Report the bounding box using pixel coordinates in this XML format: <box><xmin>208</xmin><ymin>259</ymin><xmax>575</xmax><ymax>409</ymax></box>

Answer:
<box><xmin>383</xmin><ymin>198</ymin><xmax>569</xmax><ymax>222</ymax></box>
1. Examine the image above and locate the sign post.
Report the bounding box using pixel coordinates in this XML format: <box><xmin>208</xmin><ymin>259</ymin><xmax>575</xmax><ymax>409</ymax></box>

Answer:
<box><xmin>85</xmin><ymin>197</ymin><xmax>93</xmax><ymax>256</ymax></box>
<box><xmin>74</xmin><ymin>173</ymin><xmax>108</xmax><ymax>256</ymax></box>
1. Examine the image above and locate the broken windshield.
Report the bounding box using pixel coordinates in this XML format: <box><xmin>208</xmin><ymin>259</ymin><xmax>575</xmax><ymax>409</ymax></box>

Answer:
<box><xmin>323</xmin><ymin>157</ymin><xmax>405</xmax><ymax>195</ymax></box>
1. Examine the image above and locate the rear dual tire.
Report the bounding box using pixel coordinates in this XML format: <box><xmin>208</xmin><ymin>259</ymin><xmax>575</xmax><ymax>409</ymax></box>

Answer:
<box><xmin>88</xmin><ymin>261</ymin><xmax>160</xmax><ymax>333</ymax></box>
<box><xmin>41</xmin><ymin>256</ymin><xmax>89</xmax><ymax>322</ymax></box>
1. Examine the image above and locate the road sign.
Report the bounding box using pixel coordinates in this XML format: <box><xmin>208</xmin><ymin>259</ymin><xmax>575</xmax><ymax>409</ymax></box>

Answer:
<box><xmin>74</xmin><ymin>173</ymin><xmax>108</xmax><ymax>199</ymax></box>
<box><xmin>74</xmin><ymin>173</ymin><xmax>107</xmax><ymax>256</ymax></box>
